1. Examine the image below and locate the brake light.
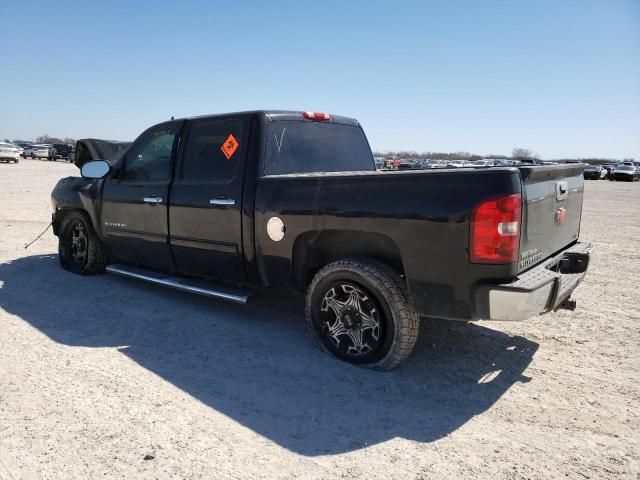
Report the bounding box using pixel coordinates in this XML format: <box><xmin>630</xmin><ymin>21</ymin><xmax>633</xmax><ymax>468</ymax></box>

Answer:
<box><xmin>470</xmin><ymin>194</ymin><xmax>522</xmax><ymax>264</ymax></box>
<box><xmin>302</xmin><ymin>111</ymin><xmax>331</xmax><ymax>121</ymax></box>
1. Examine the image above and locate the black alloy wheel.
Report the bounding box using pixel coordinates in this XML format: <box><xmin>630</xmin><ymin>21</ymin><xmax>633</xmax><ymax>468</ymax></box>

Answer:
<box><xmin>306</xmin><ymin>257</ymin><xmax>419</xmax><ymax>370</ymax></box>
<box><xmin>58</xmin><ymin>211</ymin><xmax>108</xmax><ymax>275</ymax></box>
<box><xmin>317</xmin><ymin>281</ymin><xmax>387</xmax><ymax>362</ymax></box>
<box><xmin>66</xmin><ymin>220</ymin><xmax>89</xmax><ymax>271</ymax></box>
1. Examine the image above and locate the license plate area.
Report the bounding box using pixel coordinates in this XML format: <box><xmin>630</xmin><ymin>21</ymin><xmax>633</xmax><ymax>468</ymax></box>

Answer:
<box><xmin>556</xmin><ymin>252</ymin><xmax>590</xmax><ymax>274</ymax></box>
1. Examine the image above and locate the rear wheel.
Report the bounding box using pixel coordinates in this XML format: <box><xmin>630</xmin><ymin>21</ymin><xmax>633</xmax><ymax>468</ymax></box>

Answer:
<box><xmin>58</xmin><ymin>211</ymin><xmax>108</xmax><ymax>275</ymax></box>
<box><xmin>305</xmin><ymin>257</ymin><xmax>419</xmax><ymax>371</ymax></box>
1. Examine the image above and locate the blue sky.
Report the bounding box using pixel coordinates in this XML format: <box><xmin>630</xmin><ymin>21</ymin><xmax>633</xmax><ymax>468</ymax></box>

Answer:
<box><xmin>1</xmin><ymin>0</ymin><xmax>638</xmax><ymax>159</ymax></box>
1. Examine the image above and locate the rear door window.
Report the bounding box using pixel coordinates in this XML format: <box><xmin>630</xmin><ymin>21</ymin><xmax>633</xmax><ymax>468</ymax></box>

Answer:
<box><xmin>264</xmin><ymin>121</ymin><xmax>374</xmax><ymax>175</ymax></box>
<box><xmin>180</xmin><ymin>119</ymin><xmax>244</xmax><ymax>181</ymax></box>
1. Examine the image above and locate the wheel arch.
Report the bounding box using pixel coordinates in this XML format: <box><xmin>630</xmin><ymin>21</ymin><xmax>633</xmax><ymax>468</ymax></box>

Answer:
<box><xmin>292</xmin><ymin>230</ymin><xmax>405</xmax><ymax>291</ymax></box>
<box><xmin>53</xmin><ymin>207</ymin><xmax>100</xmax><ymax>239</ymax></box>
<box><xmin>51</xmin><ymin>177</ymin><xmax>103</xmax><ymax>239</ymax></box>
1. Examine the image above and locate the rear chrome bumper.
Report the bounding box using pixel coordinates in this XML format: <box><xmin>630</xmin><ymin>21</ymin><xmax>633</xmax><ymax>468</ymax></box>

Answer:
<box><xmin>474</xmin><ymin>241</ymin><xmax>592</xmax><ymax>321</ymax></box>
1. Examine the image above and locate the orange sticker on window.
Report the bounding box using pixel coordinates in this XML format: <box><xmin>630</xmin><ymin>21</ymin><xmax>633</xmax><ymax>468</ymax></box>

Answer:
<box><xmin>221</xmin><ymin>134</ymin><xmax>239</xmax><ymax>160</ymax></box>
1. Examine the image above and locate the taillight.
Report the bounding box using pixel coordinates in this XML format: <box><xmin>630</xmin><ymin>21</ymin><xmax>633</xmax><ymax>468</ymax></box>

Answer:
<box><xmin>470</xmin><ymin>194</ymin><xmax>522</xmax><ymax>264</ymax></box>
<box><xmin>302</xmin><ymin>111</ymin><xmax>331</xmax><ymax>121</ymax></box>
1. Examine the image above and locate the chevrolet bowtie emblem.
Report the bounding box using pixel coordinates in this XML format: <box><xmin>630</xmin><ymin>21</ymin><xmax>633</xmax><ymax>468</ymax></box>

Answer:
<box><xmin>555</xmin><ymin>207</ymin><xmax>567</xmax><ymax>224</ymax></box>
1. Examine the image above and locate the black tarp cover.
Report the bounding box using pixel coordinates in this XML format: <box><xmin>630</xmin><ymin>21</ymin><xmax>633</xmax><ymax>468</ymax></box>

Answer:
<box><xmin>74</xmin><ymin>139</ymin><xmax>131</xmax><ymax>168</ymax></box>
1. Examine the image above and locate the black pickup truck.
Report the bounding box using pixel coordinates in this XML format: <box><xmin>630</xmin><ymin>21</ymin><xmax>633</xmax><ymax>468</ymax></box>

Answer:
<box><xmin>51</xmin><ymin>110</ymin><xmax>591</xmax><ymax>370</ymax></box>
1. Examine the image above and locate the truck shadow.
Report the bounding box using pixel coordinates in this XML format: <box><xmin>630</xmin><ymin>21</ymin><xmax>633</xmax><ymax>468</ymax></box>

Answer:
<box><xmin>0</xmin><ymin>255</ymin><xmax>538</xmax><ymax>456</ymax></box>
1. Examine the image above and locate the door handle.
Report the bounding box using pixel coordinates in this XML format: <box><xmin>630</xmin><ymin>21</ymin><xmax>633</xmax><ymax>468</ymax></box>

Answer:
<box><xmin>143</xmin><ymin>196</ymin><xmax>163</xmax><ymax>204</ymax></box>
<box><xmin>209</xmin><ymin>198</ymin><xmax>236</xmax><ymax>206</ymax></box>
<box><xmin>555</xmin><ymin>181</ymin><xmax>569</xmax><ymax>201</ymax></box>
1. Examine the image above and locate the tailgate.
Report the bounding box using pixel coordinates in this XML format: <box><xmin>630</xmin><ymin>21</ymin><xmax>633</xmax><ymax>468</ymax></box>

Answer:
<box><xmin>518</xmin><ymin>164</ymin><xmax>584</xmax><ymax>273</ymax></box>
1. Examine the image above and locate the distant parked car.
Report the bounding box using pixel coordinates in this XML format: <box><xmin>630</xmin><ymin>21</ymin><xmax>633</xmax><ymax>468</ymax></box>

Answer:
<box><xmin>388</xmin><ymin>157</ymin><xmax>406</xmax><ymax>169</ymax></box>
<box><xmin>583</xmin><ymin>164</ymin><xmax>606</xmax><ymax>180</ymax></box>
<box><xmin>31</xmin><ymin>144</ymin><xmax>54</xmax><ymax>160</ymax></box>
<box><xmin>0</xmin><ymin>142</ymin><xmax>21</xmax><ymax>163</ymax></box>
<box><xmin>468</xmin><ymin>160</ymin><xmax>496</xmax><ymax>167</ymax></box>
<box><xmin>447</xmin><ymin>160</ymin><xmax>468</xmax><ymax>168</ymax></box>
<box><xmin>51</xmin><ymin>143</ymin><xmax>74</xmax><ymax>161</ymax></box>
<box><xmin>11</xmin><ymin>144</ymin><xmax>24</xmax><ymax>157</ymax></box>
<box><xmin>419</xmin><ymin>159</ymin><xmax>442</xmax><ymax>168</ymax></box>
<box><xmin>67</xmin><ymin>146</ymin><xmax>76</xmax><ymax>163</ymax></box>
<box><xmin>485</xmin><ymin>158</ymin><xmax>520</xmax><ymax>167</ymax></box>
<box><xmin>609</xmin><ymin>164</ymin><xmax>639</xmax><ymax>182</ymax></box>
<box><xmin>397</xmin><ymin>160</ymin><xmax>421</xmax><ymax>170</ymax></box>
<box><xmin>619</xmin><ymin>162</ymin><xmax>640</xmax><ymax>176</ymax></box>
<box><xmin>22</xmin><ymin>144</ymin><xmax>35</xmax><ymax>157</ymax></box>
<box><xmin>601</xmin><ymin>164</ymin><xmax>616</xmax><ymax>177</ymax></box>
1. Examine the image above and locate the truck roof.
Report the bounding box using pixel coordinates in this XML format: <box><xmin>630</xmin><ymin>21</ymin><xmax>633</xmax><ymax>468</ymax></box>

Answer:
<box><xmin>174</xmin><ymin>110</ymin><xmax>360</xmax><ymax>127</ymax></box>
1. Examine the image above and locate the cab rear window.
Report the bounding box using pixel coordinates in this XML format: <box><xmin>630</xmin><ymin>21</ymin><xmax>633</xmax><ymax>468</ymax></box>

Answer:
<box><xmin>263</xmin><ymin>121</ymin><xmax>374</xmax><ymax>176</ymax></box>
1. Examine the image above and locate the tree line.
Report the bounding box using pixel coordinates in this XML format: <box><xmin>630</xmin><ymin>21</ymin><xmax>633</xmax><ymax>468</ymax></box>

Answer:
<box><xmin>373</xmin><ymin>147</ymin><xmax>634</xmax><ymax>164</ymax></box>
<box><xmin>4</xmin><ymin>136</ymin><xmax>77</xmax><ymax>145</ymax></box>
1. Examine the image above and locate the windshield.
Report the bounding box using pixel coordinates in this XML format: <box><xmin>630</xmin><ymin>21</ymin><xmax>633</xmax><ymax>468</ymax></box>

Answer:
<box><xmin>617</xmin><ymin>166</ymin><xmax>634</xmax><ymax>171</ymax></box>
<box><xmin>264</xmin><ymin>121</ymin><xmax>374</xmax><ymax>175</ymax></box>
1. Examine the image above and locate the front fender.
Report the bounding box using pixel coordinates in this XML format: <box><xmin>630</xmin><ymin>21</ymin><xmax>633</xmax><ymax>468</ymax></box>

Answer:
<box><xmin>51</xmin><ymin>177</ymin><xmax>103</xmax><ymax>238</ymax></box>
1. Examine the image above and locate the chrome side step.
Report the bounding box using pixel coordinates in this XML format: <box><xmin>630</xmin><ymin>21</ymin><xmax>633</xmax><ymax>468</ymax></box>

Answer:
<box><xmin>106</xmin><ymin>264</ymin><xmax>252</xmax><ymax>304</ymax></box>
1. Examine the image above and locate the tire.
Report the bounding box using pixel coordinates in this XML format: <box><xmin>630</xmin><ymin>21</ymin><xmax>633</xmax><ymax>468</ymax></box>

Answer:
<box><xmin>58</xmin><ymin>211</ymin><xmax>108</xmax><ymax>275</ymax></box>
<box><xmin>305</xmin><ymin>257</ymin><xmax>419</xmax><ymax>371</ymax></box>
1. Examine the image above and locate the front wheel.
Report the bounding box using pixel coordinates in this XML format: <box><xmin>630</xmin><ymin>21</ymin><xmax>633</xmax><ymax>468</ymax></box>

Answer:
<box><xmin>305</xmin><ymin>257</ymin><xmax>419</xmax><ymax>371</ymax></box>
<box><xmin>58</xmin><ymin>211</ymin><xmax>108</xmax><ymax>274</ymax></box>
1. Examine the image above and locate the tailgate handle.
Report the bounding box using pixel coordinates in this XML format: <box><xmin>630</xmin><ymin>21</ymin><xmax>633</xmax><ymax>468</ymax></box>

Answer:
<box><xmin>555</xmin><ymin>181</ymin><xmax>569</xmax><ymax>201</ymax></box>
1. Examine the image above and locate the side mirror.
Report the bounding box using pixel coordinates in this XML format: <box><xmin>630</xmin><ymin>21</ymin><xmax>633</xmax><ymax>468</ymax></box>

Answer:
<box><xmin>81</xmin><ymin>160</ymin><xmax>110</xmax><ymax>179</ymax></box>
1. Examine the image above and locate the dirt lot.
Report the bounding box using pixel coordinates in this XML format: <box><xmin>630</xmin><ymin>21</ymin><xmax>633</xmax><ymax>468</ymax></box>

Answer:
<box><xmin>0</xmin><ymin>158</ymin><xmax>638</xmax><ymax>479</ymax></box>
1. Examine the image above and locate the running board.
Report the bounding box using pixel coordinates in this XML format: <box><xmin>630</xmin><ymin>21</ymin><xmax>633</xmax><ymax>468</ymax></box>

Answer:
<box><xmin>105</xmin><ymin>264</ymin><xmax>252</xmax><ymax>304</ymax></box>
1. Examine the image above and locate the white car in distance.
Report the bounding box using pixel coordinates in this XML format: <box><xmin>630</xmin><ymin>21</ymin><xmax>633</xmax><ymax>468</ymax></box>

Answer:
<box><xmin>31</xmin><ymin>144</ymin><xmax>53</xmax><ymax>160</ymax></box>
<box><xmin>0</xmin><ymin>142</ymin><xmax>21</xmax><ymax>163</ymax></box>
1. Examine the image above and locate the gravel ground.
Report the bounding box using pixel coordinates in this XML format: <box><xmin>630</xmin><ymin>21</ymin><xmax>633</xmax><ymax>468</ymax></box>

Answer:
<box><xmin>0</xmin><ymin>158</ymin><xmax>638</xmax><ymax>480</ymax></box>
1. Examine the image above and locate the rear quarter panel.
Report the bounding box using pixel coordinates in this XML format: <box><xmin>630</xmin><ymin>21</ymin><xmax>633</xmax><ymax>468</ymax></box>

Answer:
<box><xmin>255</xmin><ymin>168</ymin><xmax>522</xmax><ymax>320</ymax></box>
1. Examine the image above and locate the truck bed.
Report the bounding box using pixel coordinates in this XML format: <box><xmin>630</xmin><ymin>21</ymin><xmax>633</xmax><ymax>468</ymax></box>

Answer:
<box><xmin>255</xmin><ymin>163</ymin><xmax>584</xmax><ymax>320</ymax></box>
